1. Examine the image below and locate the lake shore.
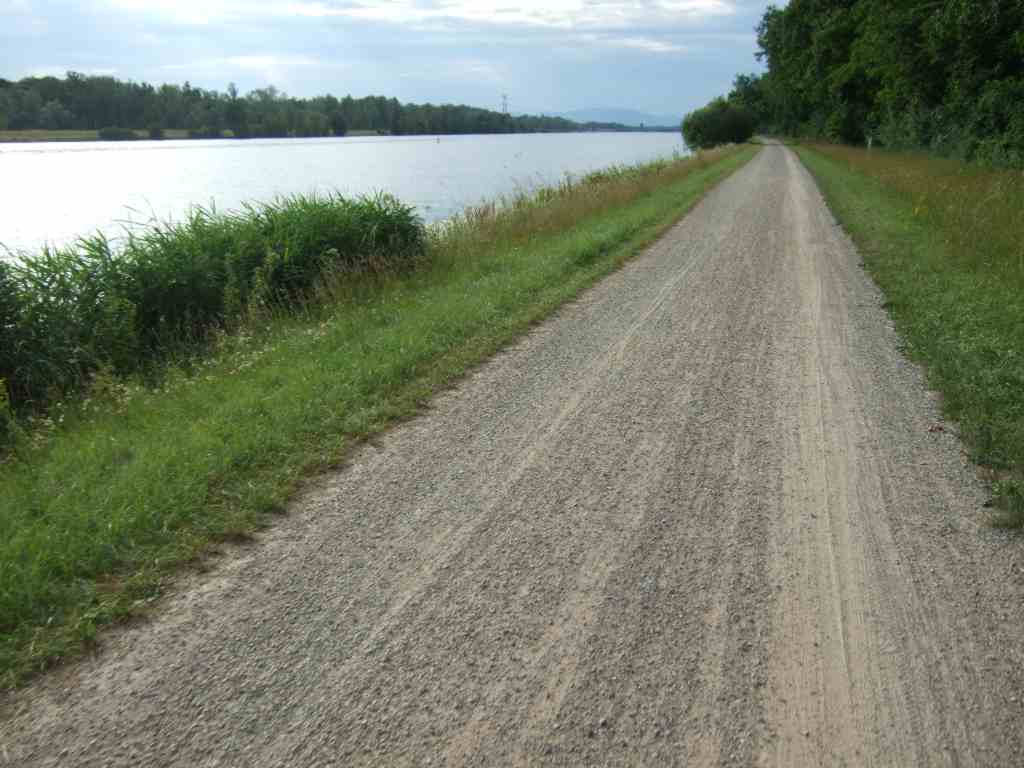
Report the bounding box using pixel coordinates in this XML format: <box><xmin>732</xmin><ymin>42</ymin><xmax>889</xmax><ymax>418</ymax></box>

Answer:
<box><xmin>0</xmin><ymin>128</ymin><xmax>391</xmax><ymax>143</ymax></box>
<box><xmin>0</xmin><ymin>132</ymin><xmax>689</xmax><ymax>256</ymax></box>
<box><xmin>0</xmin><ymin>127</ymin><xmax>678</xmax><ymax>144</ymax></box>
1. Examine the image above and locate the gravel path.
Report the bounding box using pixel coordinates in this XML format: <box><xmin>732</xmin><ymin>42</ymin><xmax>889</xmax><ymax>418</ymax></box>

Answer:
<box><xmin>3</xmin><ymin>144</ymin><xmax>1024</xmax><ymax>766</ymax></box>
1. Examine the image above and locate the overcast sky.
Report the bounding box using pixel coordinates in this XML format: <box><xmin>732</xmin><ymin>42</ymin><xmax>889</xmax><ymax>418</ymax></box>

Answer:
<box><xmin>2</xmin><ymin>1</ymin><xmax>772</xmax><ymax>117</ymax></box>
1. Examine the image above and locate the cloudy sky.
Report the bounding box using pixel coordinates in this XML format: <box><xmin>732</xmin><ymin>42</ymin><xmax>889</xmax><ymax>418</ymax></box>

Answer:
<box><xmin>2</xmin><ymin>0</ymin><xmax>772</xmax><ymax>117</ymax></box>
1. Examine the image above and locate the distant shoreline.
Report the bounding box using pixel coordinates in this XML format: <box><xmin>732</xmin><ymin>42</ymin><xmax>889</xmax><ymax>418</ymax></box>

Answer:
<box><xmin>0</xmin><ymin>127</ymin><xmax>680</xmax><ymax>144</ymax></box>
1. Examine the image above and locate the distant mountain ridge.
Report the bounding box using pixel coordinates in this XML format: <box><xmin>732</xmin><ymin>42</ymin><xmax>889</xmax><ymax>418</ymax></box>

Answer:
<box><xmin>553</xmin><ymin>108</ymin><xmax>682</xmax><ymax>129</ymax></box>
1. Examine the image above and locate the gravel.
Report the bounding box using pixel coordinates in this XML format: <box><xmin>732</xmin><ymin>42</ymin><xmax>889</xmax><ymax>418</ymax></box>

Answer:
<box><xmin>2</xmin><ymin>144</ymin><xmax>1023</xmax><ymax>766</ymax></box>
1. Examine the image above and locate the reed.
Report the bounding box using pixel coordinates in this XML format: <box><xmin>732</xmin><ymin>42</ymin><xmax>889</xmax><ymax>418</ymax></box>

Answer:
<box><xmin>1</xmin><ymin>193</ymin><xmax>425</xmax><ymax>414</ymax></box>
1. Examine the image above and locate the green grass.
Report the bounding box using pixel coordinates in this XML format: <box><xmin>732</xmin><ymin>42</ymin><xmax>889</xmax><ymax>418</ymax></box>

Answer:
<box><xmin>0</xmin><ymin>129</ymin><xmax>193</xmax><ymax>142</ymax></box>
<box><xmin>0</xmin><ymin>129</ymin><xmax>104</xmax><ymax>142</ymax></box>
<box><xmin>795</xmin><ymin>144</ymin><xmax>1024</xmax><ymax>528</ymax></box>
<box><xmin>0</xmin><ymin>145</ymin><xmax>757</xmax><ymax>687</ymax></box>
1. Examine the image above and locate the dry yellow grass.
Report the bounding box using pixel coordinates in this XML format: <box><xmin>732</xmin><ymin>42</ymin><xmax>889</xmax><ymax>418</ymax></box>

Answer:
<box><xmin>803</xmin><ymin>143</ymin><xmax>1024</xmax><ymax>281</ymax></box>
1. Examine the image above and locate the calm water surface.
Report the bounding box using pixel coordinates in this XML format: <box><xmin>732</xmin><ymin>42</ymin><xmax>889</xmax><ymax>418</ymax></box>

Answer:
<box><xmin>0</xmin><ymin>132</ymin><xmax>686</xmax><ymax>257</ymax></box>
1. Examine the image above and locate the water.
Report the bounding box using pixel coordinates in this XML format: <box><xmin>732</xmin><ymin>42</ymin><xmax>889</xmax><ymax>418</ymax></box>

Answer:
<box><xmin>0</xmin><ymin>132</ymin><xmax>686</xmax><ymax>258</ymax></box>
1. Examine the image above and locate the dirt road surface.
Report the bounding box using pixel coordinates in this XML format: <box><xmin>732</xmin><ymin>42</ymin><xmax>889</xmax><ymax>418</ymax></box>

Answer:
<box><xmin>3</xmin><ymin>145</ymin><xmax>1023</xmax><ymax>766</ymax></box>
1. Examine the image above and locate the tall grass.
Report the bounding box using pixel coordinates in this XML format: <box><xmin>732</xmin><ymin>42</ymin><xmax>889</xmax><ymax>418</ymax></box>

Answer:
<box><xmin>797</xmin><ymin>144</ymin><xmax>1024</xmax><ymax>525</ymax></box>
<box><xmin>432</xmin><ymin>156</ymin><xmax>707</xmax><ymax>271</ymax></box>
<box><xmin>801</xmin><ymin>144</ymin><xmax>1024</xmax><ymax>281</ymax></box>
<box><xmin>0</xmin><ymin>145</ymin><xmax>754</xmax><ymax>686</ymax></box>
<box><xmin>0</xmin><ymin>194</ymin><xmax>425</xmax><ymax>414</ymax></box>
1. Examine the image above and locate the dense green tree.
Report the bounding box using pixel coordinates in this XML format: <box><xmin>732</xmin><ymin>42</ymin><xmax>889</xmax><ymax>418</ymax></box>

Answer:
<box><xmin>738</xmin><ymin>0</ymin><xmax>1024</xmax><ymax>163</ymax></box>
<box><xmin>682</xmin><ymin>98</ymin><xmax>757</xmax><ymax>148</ymax></box>
<box><xmin>224</xmin><ymin>82</ymin><xmax>248</xmax><ymax>136</ymax></box>
<box><xmin>728</xmin><ymin>74</ymin><xmax>771</xmax><ymax>129</ymax></box>
<box><xmin>0</xmin><ymin>72</ymin><xmax>649</xmax><ymax>140</ymax></box>
<box><xmin>38</xmin><ymin>100</ymin><xmax>72</xmax><ymax>129</ymax></box>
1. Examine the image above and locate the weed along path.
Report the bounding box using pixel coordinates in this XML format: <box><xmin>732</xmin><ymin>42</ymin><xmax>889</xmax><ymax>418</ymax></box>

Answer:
<box><xmin>3</xmin><ymin>144</ymin><xmax>1024</xmax><ymax>766</ymax></box>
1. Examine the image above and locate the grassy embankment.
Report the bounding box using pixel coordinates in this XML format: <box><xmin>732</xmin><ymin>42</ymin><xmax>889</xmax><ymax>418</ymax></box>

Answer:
<box><xmin>0</xmin><ymin>129</ymin><xmax>193</xmax><ymax>142</ymax></box>
<box><xmin>0</xmin><ymin>144</ymin><xmax>757</xmax><ymax>686</ymax></box>
<box><xmin>796</xmin><ymin>144</ymin><xmax>1024</xmax><ymax>526</ymax></box>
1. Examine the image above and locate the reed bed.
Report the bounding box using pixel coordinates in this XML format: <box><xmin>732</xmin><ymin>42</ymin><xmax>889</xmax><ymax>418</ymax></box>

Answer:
<box><xmin>1</xmin><ymin>194</ymin><xmax>424</xmax><ymax>414</ymax></box>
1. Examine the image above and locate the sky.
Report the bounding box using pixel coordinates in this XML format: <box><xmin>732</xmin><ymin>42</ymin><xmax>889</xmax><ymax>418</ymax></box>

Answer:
<box><xmin>1</xmin><ymin>0</ymin><xmax>773</xmax><ymax>118</ymax></box>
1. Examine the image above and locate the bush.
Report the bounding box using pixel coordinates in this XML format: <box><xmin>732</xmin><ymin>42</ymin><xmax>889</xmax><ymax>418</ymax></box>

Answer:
<box><xmin>682</xmin><ymin>99</ymin><xmax>756</xmax><ymax>149</ymax></box>
<box><xmin>147</xmin><ymin>124</ymin><xmax>165</xmax><ymax>140</ymax></box>
<box><xmin>97</xmin><ymin>126</ymin><xmax>138</xmax><ymax>141</ymax></box>
<box><xmin>0</xmin><ymin>193</ymin><xmax>426</xmax><ymax>411</ymax></box>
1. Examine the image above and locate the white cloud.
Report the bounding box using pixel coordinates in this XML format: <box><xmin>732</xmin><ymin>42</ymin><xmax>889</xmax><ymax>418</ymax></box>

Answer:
<box><xmin>286</xmin><ymin>0</ymin><xmax>734</xmax><ymax>29</ymax></box>
<box><xmin>576</xmin><ymin>33</ymin><xmax>688</xmax><ymax>54</ymax></box>
<box><xmin>399</xmin><ymin>57</ymin><xmax>505</xmax><ymax>86</ymax></box>
<box><xmin>607</xmin><ymin>37</ymin><xmax>687</xmax><ymax>53</ymax></box>
<box><xmin>160</xmin><ymin>54</ymin><xmax>332</xmax><ymax>85</ymax></box>
<box><xmin>23</xmin><ymin>65</ymin><xmax>119</xmax><ymax>78</ymax></box>
<box><xmin>227</xmin><ymin>55</ymin><xmax>319</xmax><ymax>70</ymax></box>
<box><xmin>104</xmin><ymin>0</ymin><xmax>292</xmax><ymax>25</ymax></box>
<box><xmin>99</xmin><ymin>0</ymin><xmax>737</xmax><ymax>50</ymax></box>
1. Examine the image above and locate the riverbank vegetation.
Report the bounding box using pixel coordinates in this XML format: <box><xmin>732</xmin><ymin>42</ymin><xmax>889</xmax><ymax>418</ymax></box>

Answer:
<box><xmin>684</xmin><ymin>1</ymin><xmax>1023</xmax><ymax>165</ymax></box>
<box><xmin>0</xmin><ymin>194</ymin><xmax>424</xmax><ymax>414</ymax></box>
<box><xmin>0</xmin><ymin>73</ymin><xmax>641</xmax><ymax>140</ymax></box>
<box><xmin>0</xmin><ymin>145</ymin><xmax>757</xmax><ymax>686</ymax></box>
<box><xmin>797</xmin><ymin>144</ymin><xmax>1024</xmax><ymax>526</ymax></box>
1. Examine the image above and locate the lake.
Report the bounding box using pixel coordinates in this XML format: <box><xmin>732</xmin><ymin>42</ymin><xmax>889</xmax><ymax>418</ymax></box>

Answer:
<box><xmin>0</xmin><ymin>132</ymin><xmax>686</xmax><ymax>258</ymax></box>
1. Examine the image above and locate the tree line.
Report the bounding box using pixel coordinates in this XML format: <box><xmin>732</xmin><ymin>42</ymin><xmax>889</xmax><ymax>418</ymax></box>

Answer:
<box><xmin>0</xmin><ymin>72</ymin><xmax>636</xmax><ymax>138</ymax></box>
<box><xmin>684</xmin><ymin>0</ymin><xmax>1024</xmax><ymax>165</ymax></box>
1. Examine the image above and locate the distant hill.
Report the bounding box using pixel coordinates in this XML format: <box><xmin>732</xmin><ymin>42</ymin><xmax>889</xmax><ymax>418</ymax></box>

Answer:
<box><xmin>554</xmin><ymin>108</ymin><xmax>682</xmax><ymax>129</ymax></box>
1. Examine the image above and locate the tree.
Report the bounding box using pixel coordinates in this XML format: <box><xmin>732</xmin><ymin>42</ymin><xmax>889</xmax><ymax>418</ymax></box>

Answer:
<box><xmin>329</xmin><ymin>111</ymin><xmax>347</xmax><ymax>136</ymax></box>
<box><xmin>682</xmin><ymin>98</ymin><xmax>757</xmax><ymax>149</ymax></box>
<box><xmin>39</xmin><ymin>100</ymin><xmax>72</xmax><ymax>130</ymax></box>
<box><xmin>729</xmin><ymin>74</ymin><xmax>770</xmax><ymax>130</ymax></box>
<box><xmin>224</xmin><ymin>82</ymin><xmax>248</xmax><ymax>137</ymax></box>
<box><xmin>0</xmin><ymin>72</ymin><xmax>640</xmax><ymax>141</ymax></box>
<box><xmin>747</xmin><ymin>0</ymin><xmax>1024</xmax><ymax>162</ymax></box>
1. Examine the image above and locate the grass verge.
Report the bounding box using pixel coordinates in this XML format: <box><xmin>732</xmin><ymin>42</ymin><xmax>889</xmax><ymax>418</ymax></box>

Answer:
<box><xmin>0</xmin><ymin>145</ymin><xmax>757</xmax><ymax>687</ymax></box>
<box><xmin>795</xmin><ymin>144</ymin><xmax>1024</xmax><ymax>527</ymax></box>
<box><xmin>0</xmin><ymin>129</ymin><xmax>193</xmax><ymax>142</ymax></box>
